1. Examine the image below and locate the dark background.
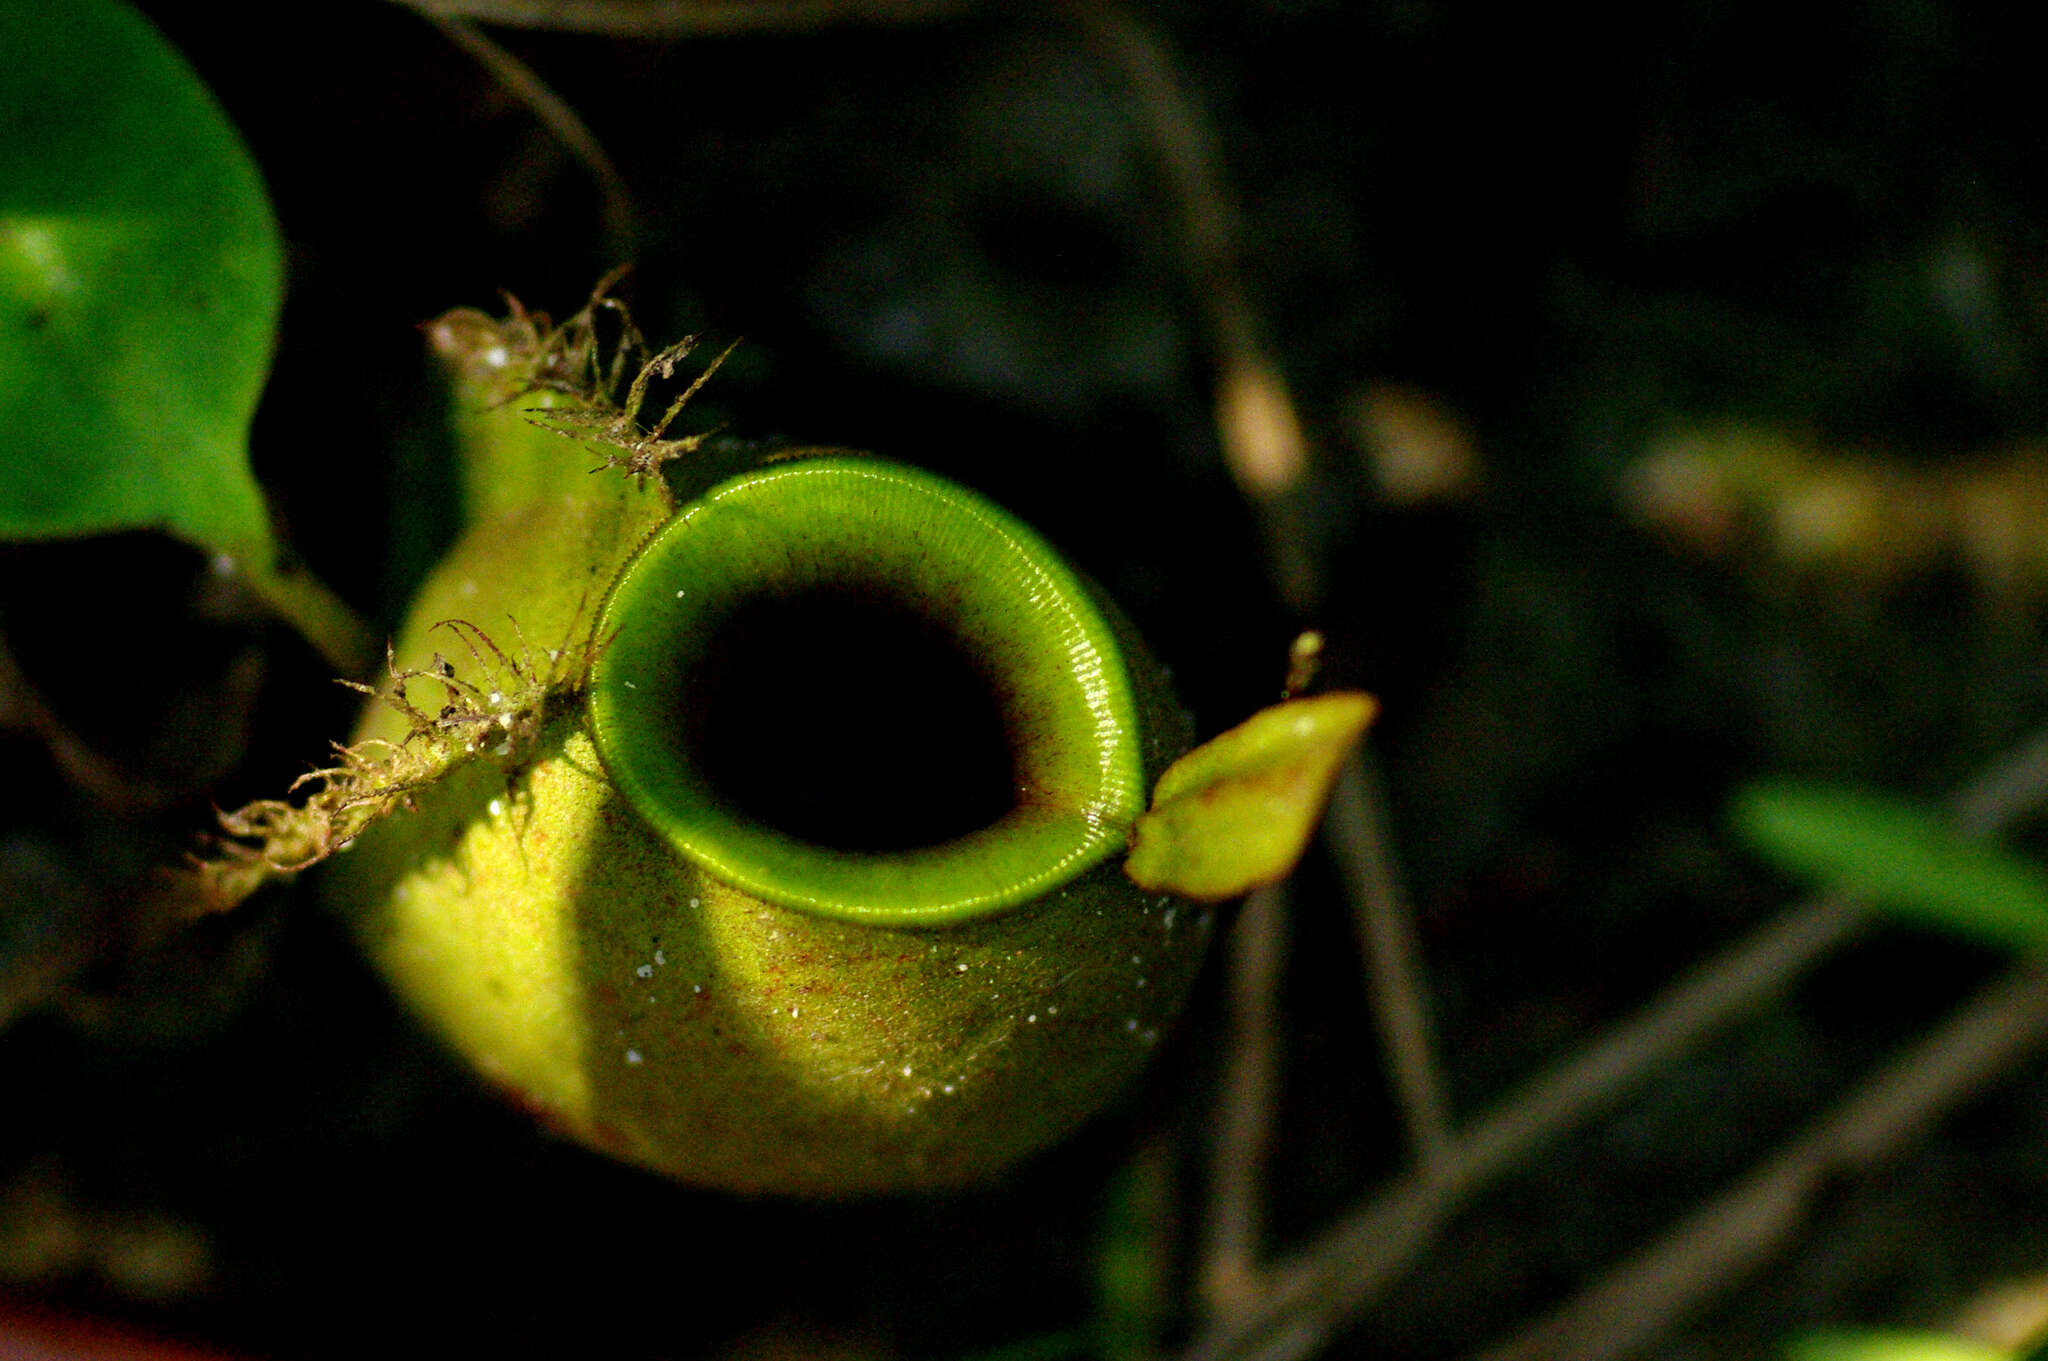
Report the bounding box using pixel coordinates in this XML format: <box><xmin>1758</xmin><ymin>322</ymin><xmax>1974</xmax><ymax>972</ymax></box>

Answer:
<box><xmin>8</xmin><ymin>1</ymin><xmax>2048</xmax><ymax>1356</ymax></box>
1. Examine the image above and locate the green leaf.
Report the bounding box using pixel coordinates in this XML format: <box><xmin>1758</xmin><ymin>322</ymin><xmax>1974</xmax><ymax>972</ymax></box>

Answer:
<box><xmin>1785</xmin><ymin>1329</ymin><xmax>2013</xmax><ymax>1361</ymax></box>
<box><xmin>1093</xmin><ymin>1146</ymin><xmax>1170</xmax><ymax>1361</ymax></box>
<box><xmin>1732</xmin><ymin>782</ymin><xmax>2048</xmax><ymax>952</ymax></box>
<box><xmin>1125</xmin><ymin>691</ymin><xmax>1376</xmax><ymax>901</ymax></box>
<box><xmin>0</xmin><ymin>0</ymin><xmax>367</xmax><ymax>669</ymax></box>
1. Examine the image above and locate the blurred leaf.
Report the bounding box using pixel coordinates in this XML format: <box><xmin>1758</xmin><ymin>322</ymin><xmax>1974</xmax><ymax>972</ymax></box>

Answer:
<box><xmin>0</xmin><ymin>0</ymin><xmax>278</xmax><ymax>548</ymax></box>
<box><xmin>1733</xmin><ymin>782</ymin><xmax>2048</xmax><ymax>951</ymax></box>
<box><xmin>1125</xmin><ymin>692</ymin><xmax>1376</xmax><ymax>901</ymax></box>
<box><xmin>1785</xmin><ymin>1329</ymin><xmax>2013</xmax><ymax>1361</ymax></box>
<box><xmin>1093</xmin><ymin>1146</ymin><xmax>1169</xmax><ymax>1361</ymax></box>
<box><xmin>0</xmin><ymin>0</ymin><xmax>367</xmax><ymax>669</ymax></box>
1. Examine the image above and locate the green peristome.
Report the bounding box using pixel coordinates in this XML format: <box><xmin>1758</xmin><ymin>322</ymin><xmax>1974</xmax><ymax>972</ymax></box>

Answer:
<box><xmin>1125</xmin><ymin>691</ymin><xmax>1376</xmax><ymax>902</ymax></box>
<box><xmin>334</xmin><ymin>394</ymin><xmax>1212</xmax><ymax>1190</ymax></box>
<box><xmin>590</xmin><ymin>457</ymin><xmax>1150</xmax><ymax>926</ymax></box>
<box><xmin>1732</xmin><ymin>782</ymin><xmax>2048</xmax><ymax>952</ymax></box>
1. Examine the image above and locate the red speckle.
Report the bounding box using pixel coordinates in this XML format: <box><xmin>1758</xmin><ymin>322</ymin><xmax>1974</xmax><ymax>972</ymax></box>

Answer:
<box><xmin>583</xmin><ymin>1118</ymin><xmax>632</xmax><ymax>1153</ymax></box>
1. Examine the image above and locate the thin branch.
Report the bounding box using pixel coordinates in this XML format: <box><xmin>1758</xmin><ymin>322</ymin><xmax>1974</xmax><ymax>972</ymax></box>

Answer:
<box><xmin>1079</xmin><ymin>11</ymin><xmax>2048</xmax><ymax>1355</ymax></box>
<box><xmin>0</xmin><ymin>630</ymin><xmax>175</xmax><ymax>812</ymax></box>
<box><xmin>391</xmin><ymin>0</ymin><xmax>976</xmax><ymax>36</ymax></box>
<box><xmin>1951</xmin><ymin>723</ymin><xmax>2048</xmax><ymax>837</ymax></box>
<box><xmin>421</xmin><ymin>13</ymin><xmax>640</xmax><ymax>260</ymax></box>
<box><xmin>1070</xmin><ymin>6</ymin><xmax>1317</xmax><ymax>610</ymax></box>
<box><xmin>231</xmin><ymin>546</ymin><xmax>377</xmax><ymax>678</ymax></box>
<box><xmin>1200</xmin><ymin>882</ymin><xmax>1290</xmax><ymax>1318</ymax></box>
<box><xmin>1077</xmin><ymin>3</ymin><xmax>1466</xmax><ymax>1317</ymax></box>
<box><xmin>1472</xmin><ymin>962</ymin><xmax>2048</xmax><ymax>1361</ymax></box>
<box><xmin>1179</xmin><ymin>717</ymin><xmax>2048</xmax><ymax>1361</ymax></box>
<box><xmin>1181</xmin><ymin>892</ymin><xmax>1866</xmax><ymax>1361</ymax></box>
<box><xmin>1325</xmin><ymin>754</ymin><xmax>1455</xmax><ymax>1179</ymax></box>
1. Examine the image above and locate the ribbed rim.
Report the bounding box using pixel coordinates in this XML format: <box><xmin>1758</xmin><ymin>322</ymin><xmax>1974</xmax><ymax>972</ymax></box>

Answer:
<box><xmin>588</xmin><ymin>457</ymin><xmax>1145</xmax><ymax>926</ymax></box>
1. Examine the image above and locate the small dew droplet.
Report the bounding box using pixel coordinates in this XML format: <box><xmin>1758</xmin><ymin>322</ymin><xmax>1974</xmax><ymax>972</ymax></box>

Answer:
<box><xmin>636</xmin><ymin>964</ymin><xmax>653</xmax><ymax>979</ymax></box>
<box><xmin>625</xmin><ymin>1049</ymin><xmax>643</xmax><ymax>1065</ymax></box>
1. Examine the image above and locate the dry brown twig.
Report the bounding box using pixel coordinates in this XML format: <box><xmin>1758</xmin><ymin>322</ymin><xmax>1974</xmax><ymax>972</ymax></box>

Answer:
<box><xmin>418</xmin><ymin>13</ymin><xmax>640</xmax><ymax>259</ymax></box>
<box><xmin>1201</xmin><ymin>881</ymin><xmax>1291</xmax><ymax>1317</ymax></box>
<box><xmin>1070</xmin><ymin>1</ymin><xmax>1462</xmax><ymax>1331</ymax></box>
<box><xmin>1179</xmin><ymin>717</ymin><xmax>2048</xmax><ymax>1361</ymax></box>
<box><xmin>1068</xmin><ymin>4</ymin><xmax>1320</xmax><ymax>609</ymax></box>
<box><xmin>389</xmin><ymin>0</ymin><xmax>975</xmax><ymax>36</ymax></box>
<box><xmin>1473</xmin><ymin>962</ymin><xmax>2048</xmax><ymax>1361</ymax></box>
<box><xmin>1074</xmin><ymin>10</ymin><xmax>2048</xmax><ymax>1359</ymax></box>
<box><xmin>0</xmin><ymin>632</ymin><xmax>176</xmax><ymax>813</ymax></box>
<box><xmin>1326</xmin><ymin>755</ymin><xmax>1456</xmax><ymax>1180</ymax></box>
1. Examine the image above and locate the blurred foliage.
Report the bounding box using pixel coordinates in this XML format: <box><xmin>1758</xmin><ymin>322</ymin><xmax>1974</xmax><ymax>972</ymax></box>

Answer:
<box><xmin>1787</xmin><ymin>1331</ymin><xmax>2016</xmax><ymax>1361</ymax></box>
<box><xmin>1733</xmin><ymin>784</ymin><xmax>2048</xmax><ymax>951</ymax></box>
<box><xmin>0</xmin><ymin>0</ymin><xmax>280</xmax><ymax>555</ymax></box>
<box><xmin>0</xmin><ymin>0</ymin><xmax>365</xmax><ymax>670</ymax></box>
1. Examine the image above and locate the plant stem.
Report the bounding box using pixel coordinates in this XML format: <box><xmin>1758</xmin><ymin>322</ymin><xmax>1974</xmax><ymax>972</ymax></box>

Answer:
<box><xmin>1201</xmin><ymin>882</ymin><xmax>1289</xmax><ymax>1317</ymax></box>
<box><xmin>1326</xmin><ymin>754</ymin><xmax>1455</xmax><ymax>1179</ymax></box>
<box><xmin>1471</xmin><ymin>963</ymin><xmax>2048</xmax><ymax>1361</ymax></box>
<box><xmin>1182</xmin><ymin>892</ymin><xmax>1866</xmax><ymax>1361</ymax></box>
<box><xmin>421</xmin><ymin>14</ymin><xmax>638</xmax><ymax>262</ymax></box>
<box><xmin>389</xmin><ymin>0</ymin><xmax>975</xmax><ymax>35</ymax></box>
<box><xmin>231</xmin><ymin>542</ymin><xmax>376</xmax><ymax>676</ymax></box>
<box><xmin>1179</xmin><ymin>715</ymin><xmax>2048</xmax><ymax>1361</ymax></box>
